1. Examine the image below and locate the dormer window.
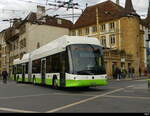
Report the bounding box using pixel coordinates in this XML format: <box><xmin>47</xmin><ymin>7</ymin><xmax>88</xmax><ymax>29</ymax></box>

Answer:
<box><xmin>57</xmin><ymin>19</ymin><xmax>62</xmax><ymax>24</ymax></box>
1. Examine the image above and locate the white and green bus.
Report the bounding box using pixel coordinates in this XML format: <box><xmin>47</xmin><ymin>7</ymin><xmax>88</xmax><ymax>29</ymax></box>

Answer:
<box><xmin>12</xmin><ymin>35</ymin><xmax>108</xmax><ymax>88</ymax></box>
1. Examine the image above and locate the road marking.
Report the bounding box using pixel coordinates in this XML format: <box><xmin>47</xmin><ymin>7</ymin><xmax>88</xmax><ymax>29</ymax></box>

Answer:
<box><xmin>0</xmin><ymin>93</ymin><xmax>53</xmax><ymax>100</ymax></box>
<box><xmin>0</xmin><ymin>107</ymin><xmax>38</xmax><ymax>113</ymax></box>
<box><xmin>46</xmin><ymin>86</ymin><xmax>133</xmax><ymax>113</ymax></box>
<box><xmin>0</xmin><ymin>92</ymin><xmax>96</xmax><ymax>100</ymax></box>
<box><xmin>54</xmin><ymin>93</ymin><xmax>95</xmax><ymax>97</ymax></box>
<box><xmin>105</xmin><ymin>95</ymin><xmax>150</xmax><ymax>100</ymax></box>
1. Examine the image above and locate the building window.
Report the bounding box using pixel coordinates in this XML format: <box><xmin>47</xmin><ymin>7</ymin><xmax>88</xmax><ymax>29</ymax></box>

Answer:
<box><xmin>20</xmin><ymin>24</ymin><xmax>26</xmax><ymax>34</ymax></box>
<box><xmin>101</xmin><ymin>36</ymin><xmax>106</xmax><ymax>47</ymax></box>
<box><xmin>92</xmin><ymin>26</ymin><xmax>97</xmax><ymax>33</ymax></box>
<box><xmin>78</xmin><ymin>29</ymin><xmax>82</xmax><ymax>36</ymax></box>
<box><xmin>13</xmin><ymin>43</ymin><xmax>16</xmax><ymax>50</ymax></box>
<box><xmin>110</xmin><ymin>34</ymin><xmax>116</xmax><ymax>45</ymax></box>
<box><xmin>100</xmin><ymin>24</ymin><xmax>106</xmax><ymax>32</ymax></box>
<box><xmin>148</xmin><ymin>34</ymin><xmax>150</xmax><ymax>41</ymax></box>
<box><xmin>9</xmin><ymin>44</ymin><xmax>13</xmax><ymax>51</ymax></box>
<box><xmin>57</xmin><ymin>19</ymin><xmax>62</xmax><ymax>24</ymax></box>
<box><xmin>109</xmin><ymin>22</ymin><xmax>115</xmax><ymax>30</ymax></box>
<box><xmin>20</xmin><ymin>38</ymin><xmax>26</xmax><ymax>49</ymax></box>
<box><xmin>72</xmin><ymin>30</ymin><xmax>76</xmax><ymax>36</ymax></box>
<box><xmin>37</xmin><ymin>42</ymin><xmax>40</xmax><ymax>49</ymax></box>
<box><xmin>85</xmin><ymin>27</ymin><xmax>89</xmax><ymax>35</ymax></box>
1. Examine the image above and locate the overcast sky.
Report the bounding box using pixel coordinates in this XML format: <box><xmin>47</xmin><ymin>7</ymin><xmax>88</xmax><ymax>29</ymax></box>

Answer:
<box><xmin>0</xmin><ymin>0</ymin><xmax>149</xmax><ymax>32</ymax></box>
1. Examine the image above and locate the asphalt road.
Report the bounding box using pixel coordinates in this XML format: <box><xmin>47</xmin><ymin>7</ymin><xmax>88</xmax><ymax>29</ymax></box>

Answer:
<box><xmin>0</xmin><ymin>78</ymin><xmax>150</xmax><ymax>113</ymax></box>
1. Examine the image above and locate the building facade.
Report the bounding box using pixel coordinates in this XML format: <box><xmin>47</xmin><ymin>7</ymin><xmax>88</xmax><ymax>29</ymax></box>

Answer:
<box><xmin>70</xmin><ymin>0</ymin><xmax>149</xmax><ymax>78</ymax></box>
<box><xmin>0</xmin><ymin>30</ymin><xmax>9</xmax><ymax>74</ymax></box>
<box><xmin>0</xmin><ymin>0</ymin><xmax>150</xmax><ymax>79</ymax></box>
<box><xmin>1</xmin><ymin>6</ymin><xmax>73</xmax><ymax>75</ymax></box>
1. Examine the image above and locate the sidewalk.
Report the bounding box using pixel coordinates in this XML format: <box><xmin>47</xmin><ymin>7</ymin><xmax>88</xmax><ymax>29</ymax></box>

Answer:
<box><xmin>108</xmin><ymin>76</ymin><xmax>149</xmax><ymax>81</ymax></box>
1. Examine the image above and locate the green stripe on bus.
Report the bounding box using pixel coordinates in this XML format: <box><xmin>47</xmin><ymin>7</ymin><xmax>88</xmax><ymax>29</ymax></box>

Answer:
<box><xmin>15</xmin><ymin>76</ymin><xmax>108</xmax><ymax>87</ymax></box>
<box><xmin>24</xmin><ymin>78</ymin><xmax>29</xmax><ymax>82</ymax></box>
<box><xmin>65</xmin><ymin>79</ymin><xmax>108</xmax><ymax>87</ymax></box>
<box><xmin>45</xmin><ymin>78</ymin><xmax>52</xmax><ymax>85</ymax></box>
<box><xmin>34</xmin><ymin>78</ymin><xmax>41</xmax><ymax>84</ymax></box>
<box><xmin>45</xmin><ymin>78</ymin><xmax>60</xmax><ymax>86</ymax></box>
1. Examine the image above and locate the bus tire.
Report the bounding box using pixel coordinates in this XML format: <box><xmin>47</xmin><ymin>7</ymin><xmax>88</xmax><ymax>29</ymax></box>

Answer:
<box><xmin>52</xmin><ymin>76</ymin><xmax>58</xmax><ymax>89</ymax></box>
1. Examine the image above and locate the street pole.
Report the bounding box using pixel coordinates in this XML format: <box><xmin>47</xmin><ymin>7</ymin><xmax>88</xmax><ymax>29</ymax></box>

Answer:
<box><xmin>96</xmin><ymin>7</ymin><xmax>100</xmax><ymax>41</ymax></box>
<box><xmin>72</xmin><ymin>5</ymin><xmax>74</xmax><ymax>23</ymax></box>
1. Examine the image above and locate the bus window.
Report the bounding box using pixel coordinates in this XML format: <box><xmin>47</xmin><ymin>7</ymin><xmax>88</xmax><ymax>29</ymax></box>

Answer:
<box><xmin>60</xmin><ymin>52</ymin><xmax>66</xmax><ymax>73</ymax></box>
<box><xmin>25</xmin><ymin>63</ymin><xmax>28</xmax><ymax>74</ymax></box>
<box><xmin>32</xmin><ymin>59</ymin><xmax>41</xmax><ymax>73</ymax></box>
<box><xmin>51</xmin><ymin>54</ymin><xmax>60</xmax><ymax>73</ymax></box>
<box><xmin>46</xmin><ymin>56</ymin><xmax>52</xmax><ymax>73</ymax></box>
<box><xmin>17</xmin><ymin>64</ymin><xmax>22</xmax><ymax>74</ymax></box>
<box><xmin>68</xmin><ymin>44</ymin><xmax>106</xmax><ymax>75</ymax></box>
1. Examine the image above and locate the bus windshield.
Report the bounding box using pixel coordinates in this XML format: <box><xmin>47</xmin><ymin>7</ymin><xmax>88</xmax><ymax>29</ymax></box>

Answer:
<box><xmin>68</xmin><ymin>44</ymin><xmax>106</xmax><ymax>75</ymax></box>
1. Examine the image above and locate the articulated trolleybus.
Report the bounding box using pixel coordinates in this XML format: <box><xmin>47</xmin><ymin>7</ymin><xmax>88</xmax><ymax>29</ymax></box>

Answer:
<box><xmin>13</xmin><ymin>35</ymin><xmax>108</xmax><ymax>88</ymax></box>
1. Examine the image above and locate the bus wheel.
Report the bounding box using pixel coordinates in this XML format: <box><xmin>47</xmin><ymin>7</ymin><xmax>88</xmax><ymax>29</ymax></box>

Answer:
<box><xmin>52</xmin><ymin>77</ymin><xmax>58</xmax><ymax>89</ymax></box>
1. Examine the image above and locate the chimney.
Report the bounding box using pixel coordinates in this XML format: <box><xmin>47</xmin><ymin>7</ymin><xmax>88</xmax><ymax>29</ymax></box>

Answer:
<box><xmin>146</xmin><ymin>0</ymin><xmax>150</xmax><ymax>22</ymax></box>
<box><xmin>116</xmin><ymin>0</ymin><xmax>119</xmax><ymax>5</ymax></box>
<box><xmin>37</xmin><ymin>5</ymin><xmax>46</xmax><ymax>20</ymax></box>
<box><xmin>125</xmin><ymin>0</ymin><xmax>136</xmax><ymax>13</ymax></box>
<box><xmin>148</xmin><ymin>0</ymin><xmax>150</xmax><ymax>17</ymax></box>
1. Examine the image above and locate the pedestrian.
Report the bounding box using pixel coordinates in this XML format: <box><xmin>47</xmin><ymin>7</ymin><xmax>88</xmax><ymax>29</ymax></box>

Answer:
<box><xmin>124</xmin><ymin>69</ymin><xmax>127</xmax><ymax>78</ymax></box>
<box><xmin>131</xmin><ymin>67</ymin><xmax>135</xmax><ymax>79</ymax></box>
<box><xmin>128</xmin><ymin>67</ymin><xmax>132</xmax><ymax>78</ymax></box>
<box><xmin>2</xmin><ymin>70</ymin><xmax>8</xmax><ymax>84</ymax></box>
<box><xmin>139</xmin><ymin>68</ymin><xmax>141</xmax><ymax>77</ymax></box>
<box><xmin>116</xmin><ymin>67</ymin><xmax>121</xmax><ymax>80</ymax></box>
<box><xmin>121</xmin><ymin>68</ymin><xmax>126</xmax><ymax>79</ymax></box>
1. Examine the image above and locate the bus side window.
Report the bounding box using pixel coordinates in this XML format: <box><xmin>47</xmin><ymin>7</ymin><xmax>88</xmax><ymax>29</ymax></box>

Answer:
<box><xmin>60</xmin><ymin>52</ymin><xmax>66</xmax><ymax>73</ymax></box>
<box><xmin>17</xmin><ymin>64</ymin><xmax>22</xmax><ymax>74</ymax></box>
<box><xmin>51</xmin><ymin>54</ymin><xmax>60</xmax><ymax>73</ymax></box>
<box><xmin>25</xmin><ymin>63</ymin><xmax>28</xmax><ymax>74</ymax></box>
<box><xmin>12</xmin><ymin>66</ymin><xmax>15</xmax><ymax>75</ymax></box>
<box><xmin>32</xmin><ymin>59</ymin><xmax>41</xmax><ymax>73</ymax></box>
<box><xmin>65</xmin><ymin>51</ymin><xmax>69</xmax><ymax>73</ymax></box>
<box><xmin>60</xmin><ymin>51</ymin><xmax>69</xmax><ymax>73</ymax></box>
<box><xmin>46</xmin><ymin>56</ymin><xmax>52</xmax><ymax>73</ymax></box>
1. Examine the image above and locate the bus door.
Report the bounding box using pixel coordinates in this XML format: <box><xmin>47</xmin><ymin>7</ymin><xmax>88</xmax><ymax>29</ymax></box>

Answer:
<box><xmin>13</xmin><ymin>66</ymin><xmax>17</xmax><ymax>81</ymax></box>
<box><xmin>22</xmin><ymin>64</ymin><xmax>25</xmax><ymax>82</ymax></box>
<box><xmin>60</xmin><ymin>53</ymin><xmax>66</xmax><ymax>87</ymax></box>
<box><xmin>41</xmin><ymin>59</ymin><xmax>46</xmax><ymax>85</ymax></box>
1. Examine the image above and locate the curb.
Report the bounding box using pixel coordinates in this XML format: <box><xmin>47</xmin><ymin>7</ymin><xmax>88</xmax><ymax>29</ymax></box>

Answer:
<box><xmin>108</xmin><ymin>77</ymin><xmax>149</xmax><ymax>82</ymax></box>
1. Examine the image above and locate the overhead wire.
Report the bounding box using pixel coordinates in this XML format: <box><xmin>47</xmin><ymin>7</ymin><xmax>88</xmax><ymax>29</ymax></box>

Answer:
<box><xmin>0</xmin><ymin>0</ymin><xmax>85</xmax><ymax>31</ymax></box>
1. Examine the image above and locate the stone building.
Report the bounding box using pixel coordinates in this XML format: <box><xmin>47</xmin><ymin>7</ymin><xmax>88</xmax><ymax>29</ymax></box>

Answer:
<box><xmin>0</xmin><ymin>30</ymin><xmax>9</xmax><ymax>73</ymax></box>
<box><xmin>70</xmin><ymin>0</ymin><xmax>150</xmax><ymax>78</ymax></box>
<box><xmin>2</xmin><ymin>5</ymin><xmax>73</xmax><ymax>74</ymax></box>
<box><xmin>142</xmin><ymin>0</ymin><xmax>150</xmax><ymax>73</ymax></box>
<box><xmin>0</xmin><ymin>0</ymin><xmax>150</xmax><ymax>79</ymax></box>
